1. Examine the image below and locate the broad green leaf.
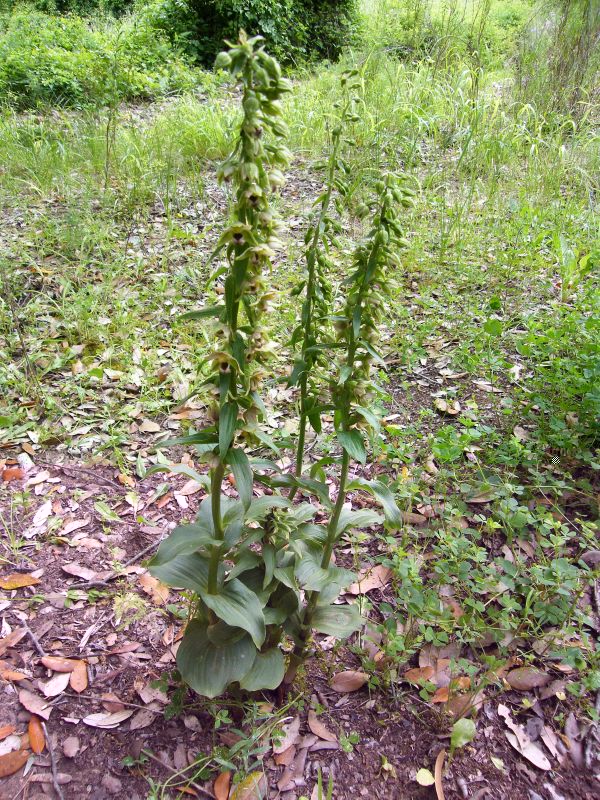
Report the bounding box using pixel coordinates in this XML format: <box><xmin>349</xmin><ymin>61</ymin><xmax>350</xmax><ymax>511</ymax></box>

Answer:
<box><xmin>295</xmin><ymin>551</ymin><xmax>354</xmax><ymax>593</ymax></box>
<box><xmin>149</xmin><ymin>552</ymin><xmax>211</xmax><ymax>591</ymax></box>
<box><xmin>293</xmin><ymin>476</ymin><xmax>332</xmax><ymax>507</ymax></box>
<box><xmin>146</xmin><ymin>463</ymin><xmax>211</xmax><ymax>487</ymax></box>
<box><xmin>239</xmin><ymin>647</ymin><xmax>285</xmax><ymax>691</ymax></box>
<box><xmin>361</xmin><ymin>339</ymin><xmax>386</xmax><ymax>365</ymax></box>
<box><xmin>335</xmin><ymin>507</ymin><xmax>383</xmax><ymax>535</ymax></box>
<box><xmin>152</xmin><ymin>430</ymin><xmax>218</xmax><ymax>448</ymax></box>
<box><xmin>94</xmin><ymin>501</ymin><xmax>121</xmax><ymax>522</ymax></box>
<box><xmin>312</xmin><ymin>603</ymin><xmax>362</xmax><ymax>637</ymax></box>
<box><xmin>150</xmin><ymin>523</ymin><xmax>217</xmax><ymax>566</ymax></box>
<box><xmin>227</xmin><ymin>550</ymin><xmax>262</xmax><ymax>582</ymax></box>
<box><xmin>177</xmin><ymin>620</ymin><xmax>256</xmax><ymax>698</ymax></box>
<box><xmin>222</xmin><ymin>497</ymin><xmax>244</xmax><ymax>525</ymax></box>
<box><xmin>287</xmin><ymin>358</ymin><xmax>307</xmax><ymax>387</ymax></box>
<box><xmin>353</xmin><ymin>405</ymin><xmax>381</xmax><ymax>431</ymax></box>
<box><xmin>345</xmin><ymin>478</ymin><xmax>402</xmax><ymax>529</ymax></box>
<box><xmin>292</xmin><ymin>503</ymin><xmax>319</xmax><ymax>524</ymax></box>
<box><xmin>219</xmin><ymin>401</ymin><xmax>238</xmax><ymax>458</ymax></box>
<box><xmin>336</xmin><ymin>429</ymin><xmax>366</xmax><ymax>464</ymax></box>
<box><xmin>202</xmin><ymin>579</ymin><xmax>266</xmax><ymax>648</ymax></box>
<box><xmin>249</xmin><ymin>457</ymin><xmax>281</xmax><ymax>472</ymax></box>
<box><xmin>451</xmin><ymin>718</ymin><xmax>477</xmax><ymax>750</ymax></box>
<box><xmin>180</xmin><ymin>305</ymin><xmax>224</xmax><ymax>321</ymax></box>
<box><xmin>227</xmin><ymin>448</ymin><xmax>253</xmax><ymax>509</ymax></box>
<box><xmin>484</xmin><ymin>318</ymin><xmax>503</xmax><ymax>336</ymax></box>
<box><xmin>207</xmin><ymin>620</ymin><xmax>247</xmax><ymax>646</ymax></box>
<box><xmin>247</xmin><ymin>495</ymin><xmax>290</xmax><ymax>521</ymax></box>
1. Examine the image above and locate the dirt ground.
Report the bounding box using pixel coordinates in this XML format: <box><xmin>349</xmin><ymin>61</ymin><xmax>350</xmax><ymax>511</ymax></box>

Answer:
<box><xmin>1</xmin><ymin>454</ymin><xmax>599</xmax><ymax>800</ymax></box>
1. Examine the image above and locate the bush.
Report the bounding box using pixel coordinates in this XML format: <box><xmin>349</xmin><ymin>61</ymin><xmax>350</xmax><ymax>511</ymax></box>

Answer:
<box><xmin>360</xmin><ymin>0</ymin><xmax>533</xmax><ymax>70</ymax></box>
<box><xmin>0</xmin><ymin>9</ymin><xmax>199</xmax><ymax>107</ymax></box>
<box><xmin>1</xmin><ymin>0</ymin><xmax>135</xmax><ymax>16</ymax></box>
<box><xmin>514</xmin><ymin>0</ymin><xmax>600</xmax><ymax>114</ymax></box>
<box><xmin>137</xmin><ymin>0</ymin><xmax>358</xmax><ymax>66</ymax></box>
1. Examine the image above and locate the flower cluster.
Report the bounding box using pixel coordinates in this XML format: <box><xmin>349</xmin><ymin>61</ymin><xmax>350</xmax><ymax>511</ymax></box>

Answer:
<box><xmin>207</xmin><ymin>32</ymin><xmax>291</xmax><ymax>439</ymax></box>
<box><xmin>333</xmin><ymin>173</ymin><xmax>415</xmax><ymax>413</ymax></box>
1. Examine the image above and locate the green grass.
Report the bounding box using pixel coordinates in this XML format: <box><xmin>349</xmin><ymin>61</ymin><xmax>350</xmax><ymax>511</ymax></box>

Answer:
<box><xmin>0</xmin><ymin>0</ymin><xmax>598</xmax><ymax>732</ymax></box>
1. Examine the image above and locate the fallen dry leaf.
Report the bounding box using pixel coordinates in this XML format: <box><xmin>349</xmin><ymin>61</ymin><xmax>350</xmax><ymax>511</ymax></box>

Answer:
<box><xmin>61</xmin><ymin>518</ymin><xmax>90</xmax><ymax>536</ymax></box>
<box><xmin>0</xmin><ymin>628</ymin><xmax>27</xmax><ymax>657</ymax></box>
<box><xmin>331</xmin><ymin>670</ymin><xmax>369</xmax><ymax>693</ymax></box>
<box><xmin>401</xmin><ymin>511</ymin><xmax>428</xmax><ymax>526</ymax></box>
<box><xmin>61</xmin><ymin>563</ymin><xmax>97</xmax><ymax>581</ymax></box>
<box><xmin>0</xmin><ymin>725</ymin><xmax>15</xmax><ymax>741</ymax></box>
<box><xmin>32</xmin><ymin>501</ymin><xmax>52</xmax><ymax>528</ymax></box>
<box><xmin>101</xmin><ymin>693</ymin><xmax>126</xmax><ymax>713</ymax></box>
<box><xmin>273</xmin><ymin>745</ymin><xmax>296</xmax><ymax>766</ymax></box>
<box><xmin>28</xmin><ymin>716</ymin><xmax>45</xmax><ymax>754</ymax></box>
<box><xmin>404</xmin><ymin>666</ymin><xmax>434</xmax><ymax>685</ymax></box>
<box><xmin>229</xmin><ymin>772</ymin><xmax>267</xmax><ymax>800</ymax></box>
<box><xmin>2</xmin><ymin>467</ymin><xmax>25</xmax><ymax>482</ymax></box>
<box><xmin>138</xmin><ymin>572</ymin><xmax>169</xmax><ymax>605</ymax></box>
<box><xmin>214</xmin><ymin>770</ymin><xmax>232</xmax><ymax>800</ymax></box>
<box><xmin>506</xmin><ymin>667</ymin><xmax>551</xmax><ymax>691</ymax></box>
<box><xmin>432</xmin><ymin>686</ymin><xmax>450</xmax><ymax>703</ymax></box>
<box><xmin>347</xmin><ymin>565</ymin><xmax>391</xmax><ymax>595</ymax></box>
<box><xmin>498</xmin><ymin>703</ymin><xmax>552</xmax><ymax>770</ymax></box>
<box><xmin>0</xmin><ymin>734</ymin><xmax>21</xmax><ymax>756</ymax></box>
<box><xmin>178</xmin><ymin>479</ymin><xmax>205</xmax><ymax>496</ymax></box>
<box><xmin>82</xmin><ymin>710</ymin><xmax>134</xmax><ymax>729</ymax></box>
<box><xmin>40</xmin><ymin>671</ymin><xmax>71</xmax><ymax>698</ymax></box>
<box><xmin>434</xmin><ymin>749</ymin><xmax>446</xmax><ymax>800</ymax></box>
<box><xmin>26</xmin><ymin>470</ymin><xmax>50</xmax><ymax>486</ymax></box>
<box><xmin>564</xmin><ymin>712</ymin><xmax>583</xmax><ymax>768</ymax></box>
<box><xmin>19</xmin><ymin>689</ymin><xmax>52</xmax><ymax>720</ymax></box>
<box><xmin>63</xmin><ymin>736</ymin><xmax>80</xmax><ymax>758</ymax></box>
<box><xmin>273</xmin><ymin>716</ymin><xmax>300</xmax><ymax>755</ymax></box>
<box><xmin>307</xmin><ymin>710</ymin><xmax>337</xmax><ymax>743</ymax></box>
<box><xmin>129</xmin><ymin>706</ymin><xmax>159</xmax><ymax>730</ymax></box>
<box><xmin>41</xmin><ymin>656</ymin><xmax>77</xmax><ymax>673</ymax></box>
<box><xmin>139</xmin><ymin>419</ymin><xmax>161</xmax><ymax>433</ymax></box>
<box><xmin>504</xmin><ymin>731</ymin><xmax>551</xmax><ymax>771</ymax></box>
<box><xmin>0</xmin><ymin>573</ymin><xmax>41</xmax><ymax>590</ymax></box>
<box><xmin>445</xmin><ymin>689</ymin><xmax>486</xmax><ymax>719</ymax></box>
<box><xmin>69</xmin><ymin>661</ymin><xmax>88</xmax><ymax>693</ymax></box>
<box><xmin>434</xmin><ymin>398</ymin><xmax>461</xmax><ymax>416</ymax></box>
<box><xmin>0</xmin><ymin>749</ymin><xmax>29</xmax><ymax>778</ymax></box>
<box><xmin>1</xmin><ymin>668</ymin><xmax>27</xmax><ymax>681</ymax></box>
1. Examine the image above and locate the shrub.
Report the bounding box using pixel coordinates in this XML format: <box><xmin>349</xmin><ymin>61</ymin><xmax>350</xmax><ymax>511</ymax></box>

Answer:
<box><xmin>137</xmin><ymin>0</ymin><xmax>358</xmax><ymax>66</ymax></box>
<box><xmin>514</xmin><ymin>0</ymin><xmax>600</xmax><ymax>115</ymax></box>
<box><xmin>0</xmin><ymin>9</ymin><xmax>198</xmax><ymax>108</ymax></box>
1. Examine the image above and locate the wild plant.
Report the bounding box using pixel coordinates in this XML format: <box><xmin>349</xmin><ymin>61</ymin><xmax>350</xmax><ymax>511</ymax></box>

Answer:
<box><xmin>286</xmin><ymin>172</ymin><xmax>414</xmax><ymax>674</ymax></box>
<box><xmin>149</xmin><ymin>32</ymin><xmax>296</xmax><ymax>697</ymax></box>
<box><xmin>288</xmin><ymin>68</ymin><xmax>362</xmax><ymax>494</ymax></box>
<box><xmin>148</xmin><ymin>35</ymin><xmax>407</xmax><ymax>697</ymax></box>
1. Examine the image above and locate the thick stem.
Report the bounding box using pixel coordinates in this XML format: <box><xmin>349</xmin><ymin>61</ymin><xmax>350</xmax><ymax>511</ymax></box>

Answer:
<box><xmin>207</xmin><ymin>461</ymin><xmax>226</xmax><ymax>594</ymax></box>
<box><xmin>285</xmin><ymin>448</ymin><xmax>350</xmax><ymax>680</ymax></box>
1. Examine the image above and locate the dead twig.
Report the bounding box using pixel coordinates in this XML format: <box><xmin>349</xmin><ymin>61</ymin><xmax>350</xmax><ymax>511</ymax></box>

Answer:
<box><xmin>35</xmin><ymin>459</ymin><xmax>124</xmax><ymax>491</ymax></box>
<box><xmin>41</xmin><ymin>721</ymin><xmax>65</xmax><ymax>800</ymax></box>
<box><xmin>24</xmin><ymin>623</ymin><xmax>46</xmax><ymax>658</ymax></box>
<box><xmin>69</xmin><ymin>541</ymin><xmax>160</xmax><ymax>590</ymax></box>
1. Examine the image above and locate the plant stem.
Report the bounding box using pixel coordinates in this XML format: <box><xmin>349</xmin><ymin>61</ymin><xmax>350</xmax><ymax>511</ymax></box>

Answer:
<box><xmin>286</xmin><ymin>448</ymin><xmax>350</xmax><ymax>678</ymax></box>
<box><xmin>207</xmin><ymin>461</ymin><xmax>225</xmax><ymax>594</ymax></box>
<box><xmin>290</xmin><ymin>103</ymin><xmax>349</xmax><ymax>500</ymax></box>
